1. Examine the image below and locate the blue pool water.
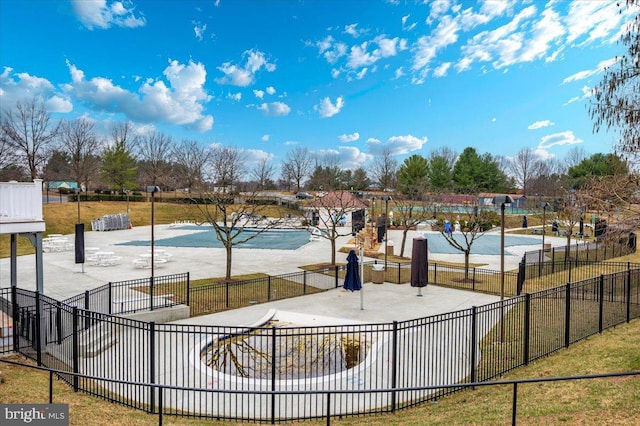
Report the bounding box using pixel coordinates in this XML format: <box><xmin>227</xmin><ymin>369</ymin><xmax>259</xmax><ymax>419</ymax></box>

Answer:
<box><xmin>118</xmin><ymin>225</ymin><xmax>311</xmax><ymax>250</ymax></box>
<box><xmin>423</xmin><ymin>233</ymin><xmax>542</xmax><ymax>256</ymax></box>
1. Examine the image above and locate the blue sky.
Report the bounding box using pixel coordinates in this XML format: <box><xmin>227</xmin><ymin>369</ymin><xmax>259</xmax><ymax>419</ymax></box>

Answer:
<box><xmin>0</xmin><ymin>0</ymin><xmax>633</xmax><ymax>171</ymax></box>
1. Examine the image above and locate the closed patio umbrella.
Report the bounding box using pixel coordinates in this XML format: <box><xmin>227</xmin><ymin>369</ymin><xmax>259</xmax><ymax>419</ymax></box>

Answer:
<box><xmin>343</xmin><ymin>249</ymin><xmax>363</xmax><ymax>309</ymax></box>
<box><xmin>411</xmin><ymin>237</ymin><xmax>428</xmax><ymax>296</ymax></box>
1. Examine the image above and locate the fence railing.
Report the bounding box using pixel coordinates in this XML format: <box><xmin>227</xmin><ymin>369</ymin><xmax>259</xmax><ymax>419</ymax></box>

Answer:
<box><xmin>523</xmin><ymin>239</ymin><xmax>634</xmax><ymax>266</ymax></box>
<box><xmin>1</xmin><ymin>356</ymin><xmax>637</xmax><ymax>426</ymax></box>
<box><xmin>1</xmin><ymin>265</ymin><xmax>638</xmax><ymax>422</ymax></box>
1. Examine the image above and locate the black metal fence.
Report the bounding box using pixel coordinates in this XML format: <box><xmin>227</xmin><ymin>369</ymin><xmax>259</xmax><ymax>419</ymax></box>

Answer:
<box><xmin>523</xmin><ymin>239</ymin><xmax>634</xmax><ymax>266</ymax></box>
<box><xmin>1</xmin><ymin>265</ymin><xmax>638</xmax><ymax>422</ymax></box>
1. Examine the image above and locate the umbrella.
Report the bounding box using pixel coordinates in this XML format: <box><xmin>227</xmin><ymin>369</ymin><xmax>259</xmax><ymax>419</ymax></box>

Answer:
<box><xmin>343</xmin><ymin>249</ymin><xmax>363</xmax><ymax>309</ymax></box>
<box><xmin>411</xmin><ymin>237</ymin><xmax>428</xmax><ymax>296</ymax></box>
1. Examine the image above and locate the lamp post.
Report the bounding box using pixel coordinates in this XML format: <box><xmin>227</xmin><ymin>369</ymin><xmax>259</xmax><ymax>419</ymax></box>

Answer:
<box><xmin>370</xmin><ymin>196</ymin><xmax>376</xmax><ymax>249</ymax></box>
<box><xmin>147</xmin><ymin>185</ymin><xmax>162</xmax><ymax>287</ymax></box>
<box><xmin>492</xmin><ymin>195</ymin><xmax>513</xmax><ymax>343</ymax></box>
<box><xmin>381</xmin><ymin>195</ymin><xmax>392</xmax><ymax>270</ymax></box>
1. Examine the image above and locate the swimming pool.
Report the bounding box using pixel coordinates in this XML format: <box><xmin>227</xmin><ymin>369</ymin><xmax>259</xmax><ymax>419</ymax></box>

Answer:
<box><xmin>424</xmin><ymin>233</ymin><xmax>542</xmax><ymax>255</ymax></box>
<box><xmin>118</xmin><ymin>225</ymin><xmax>311</xmax><ymax>250</ymax></box>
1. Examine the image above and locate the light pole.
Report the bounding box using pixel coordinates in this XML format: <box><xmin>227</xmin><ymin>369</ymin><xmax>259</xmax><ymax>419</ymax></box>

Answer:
<box><xmin>493</xmin><ymin>195</ymin><xmax>513</xmax><ymax>343</ymax></box>
<box><xmin>370</xmin><ymin>196</ymin><xmax>376</xmax><ymax>249</ymax></box>
<box><xmin>147</xmin><ymin>185</ymin><xmax>161</xmax><ymax>287</ymax></box>
<box><xmin>381</xmin><ymin>195</ymin><xmax>392</xmax><ymax>270</ymax></box>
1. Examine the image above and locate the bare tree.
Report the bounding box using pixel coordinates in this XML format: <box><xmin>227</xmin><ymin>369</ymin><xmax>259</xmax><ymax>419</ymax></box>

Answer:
<box><xmin>193</xmin><ymin>147</ymin><xmax>295</xmax><ymax>279</ymax></box>
<box><xmin>555</xmin><ymin>190</ymin><xmax>586</xmax><ymax>260</ymax></box>
<box><xmin>308</xmin><ymin>191</ymin><xmax>368</xmax><ymax>265</ymax></box>
<box><xmin>136</xmin><ymin>130</ymin><xmax>174</xmax><ymax>187</ymax></box>
<box><xmin>173</xmin><ymin>139</ymin><xmax>211</xmax><ymax>192</ymax></box>
<box><xmin>589</xmin><ymin>1</ymin><xmax>640</xmax><ymax>160</ymax></box>
<box><xmin>439</xmin><ymin>205</ymin><xmax>495</xmax><ymax>280</ymax></box>
<box><xmin>369</xmin><ymin>148</ymin><xmax>397</xmax><ymax>190</ymax></box>
<box><xmin>391</xmin><ymin>194</ymin><xmax>435</xmax><ymax>257</ymax></box>
<box><xmin>59</xmin><ymin>117</ymin><xmax>102</xmax><ymax>190</ymax></box>
<box><xmin>251</xmin><ymin>158</ymin><xmax>276</xmax><ymax>190</ymax></box>
<box><xmin>564</xmin><ymin>146</ymin><xmax>588</xmax><ymax>170</ymax></box>
<box><xmin>282</xmin><ymin>147</ymin><xmax>313</xmax><ymax>191</ymax></box>
<box><xmin>508</xmin><ymin>147</ymin><xmax>543</xmax><ymax>196</ymax></box>
<box><xmin>208</xmin><ymin>146</ymin><xmax>247</xmax><ymax>191</ymax></box>
<box><xmin>0</xmin><ymin>98</ymin><xmax>61</xmax><ymax>179</ymax></box>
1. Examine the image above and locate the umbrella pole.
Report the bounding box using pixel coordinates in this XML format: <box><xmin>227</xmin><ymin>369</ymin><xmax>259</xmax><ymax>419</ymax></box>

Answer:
<box><xmin>418</xmin><ymin>287</ymin><xmax>422</xmax><ymax>297</ymax></box>
<box><xmin>359</xmin><ymin>245</ymin><xmax>364</xmax><ymax>310</ymax></box>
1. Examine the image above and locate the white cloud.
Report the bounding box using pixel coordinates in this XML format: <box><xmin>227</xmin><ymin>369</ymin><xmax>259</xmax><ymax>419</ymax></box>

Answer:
<box><xmin>216</xmin><ymin>49</ymin><xmax>276</xmax><ymax>87</ymax></box>
<box><xmin>261</xmin><ymin>134</ymin><xmax>270</xmax><ymax>142</ymax></box>
<box><xmin>227</xmin><ymin>92</ymin><xmax>241</xmax><ymax>101</ymax></box>
<box><xmin>344</xmin><ymin>23</ymin><xmax>367</xmax><ymax>38</ymax></box>
<box><xmin>284</xmin><ymin>140</ymin><xmax>298</xmax><ymax>146</ymax></box>
<box><xmin>241</xmin><ymin>148</ymin><xmax>275</xmax><ymax>164</ymax></box>
<box><xmin>316</xmin><ymin>146</ymin><xmax>372</xmax><ymax>169</ymax></box>
<box><xmin>71</xmin><ymin>0</ymin><xmax>146</xmax><ymax>30</ymax></box>
<box><xmin>266</xmin><ymin>86</ymin><xmax>276</xmax><ymax>95</ymax></box>
<box><xmin>0</xmin><ymin>67</ymin><xmax>73</xmax><ymax>113</ymax></box>
<box><xmin>338</xmin><ymin>132</ymin><xmax>360</xmax><ymax>142</ymax></box>
<box><xmin>433</xmin><ymin>62</ymin><xmax>451</xmax><ymax>77</ymax></box>
<box><xmin>402</xmin><ymin>14</ymin><xmax>417</xmax><ymax>31</ymax></box>
<box><xmin>366</xmin><ymin>134</ymin><xmax>427</xmax><ymax>155</ymax></box>
<box><xmin>193</xmin><ymin>21</ymin><xmax>207</xmax><ymax>41</ymax></box>
<box><xmin>412</xmin><ymin>15</ymin><xmax>461</xmax><ymax>73</ymax></box>
<box><xmin>253</xmin><ymin>89</ymin><xmax>265</xmax><ymax>99</ymax></box>
<box><xmin>565</xmin><ymin>1</ymin><xmax>629</xmax><ymax>45</ymax></box>
<box><xmin>62</xmin><ymin>59</ymin><xmax>214</xmax><ymax>131</ymax></box>
<box><xmin>491</xmin><ymin>117</ymin><xmax>497</xmax><ymax>122</ymax></box>
<box><xmin>538</xmin><ymin>130</ymin><xmax>583</xmax><ymax>150</ymax></box>
<box><xmin>316</xmin><ymin>96</ymin><xmax>344</xmax><ymax>118</ymax></box>
<box><xmin>562</xmin><ymin>57</ymin><xmax>617</xmax><ymax>84</ymax></box>
<box><xmin>528</xmin><ymin>120</ymin><xmax>555</xmax><ymax>130</ymax></box>
<box><xmin>257</xmin><ymin>101</ymin><xmax>291</xmax><ymax>116</ymax></box>
<box><xmin>563</xmin><ymin>85</ymin><xmax>594</xmax><ymax>105</ymax></box>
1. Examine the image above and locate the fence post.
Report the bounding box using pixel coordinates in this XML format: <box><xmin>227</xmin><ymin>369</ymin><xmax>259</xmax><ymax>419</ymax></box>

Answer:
<box><xmin>35</xmin><ymin>291</ymin><xmax>42</xmax><ymax>366</ymax></box>
<box><xmin>56</xmin><ymin>301</ymin><xmax>62</xmax><ymax>345</ymax></box>
<box><xmin>225</xmin><ymin>281</ymin><xmax>230</xmax><ymax>308</ymax></box>
<box><xmin>472</xmin><ymin>268</ymin><xmax>476</xmax><ymax>291</ymax></box>
<box><xmin>523</xmin><ymin>294</ymin><xmax>531</xmax><ymax>365</ymax></box>
<box><xmin>517</xmin><ymin>262</ymin><xmax>526</xmax><ymax>296</ymax></box>
<box><xmin>186</xmin><ymin>272</ymin><xmax>191</xmax><ymax>308</ymax></box>
<box><xmin>538</xmin><ymin>249</ymin><xmax>542</xmax><ymax>277</ymax></box>
<box><xmin>11</xmin><ymin>287</ymin><xmax>19</xmax><ymax>352</ymax></box>
<box><xmin>564</xmin><ymin>283</ymin><xmax>571</xmax><ymax>348</ymax></box>
<box><xmin>391</xmin><ymin>321</ymin><xmax>398</xmax><ymax>412</ymax></box>
<box><xmin>397</xmin><ymin>262</ymin><xmax>401</xmax><ymax>284</ymax></box>
<box><xmin>303</xmin><ymin>270</ymin><xmax>307</xmax><ymax>294</ymax></box>
<box><xmin>598</xmin><ymin>275</ymin><xmax>605</xmax><ymax>333</ymax></box>
<box><xmin>149</xmin><ymin>321</ymin><xmax>156</xmax><ymax>414</ymax></box>
<box><xmin>150</xmin><ymin>277</ymin><xmax>155</xmax><ymax>312</ymax></box>
<box><xmin>470</xmin><ymin>306</ymin><xmax>477</xmax><ymax>384</ymax></box>
<box><xmin>72</xmin><ymin>307</ymin><xmax>79</xmax><ymax>392</ymax></box>
<box><xmin>108</xmin><ymin>282</ymin><xmax>112</xmax><ymax>315</ymax></box>
<box><xmin>434</xmin><ymin>263</ymin><xmax>438</xmax><ymax>284</ymax></box>
<box><xmin>271</xmin><ymin>326</ymin><xmax>277</xmax><ymax>424</ymax></box>
<box><xmin>267</xmin><ymin>276</ymin><xmax>272</xmax><ymax>302</ymax></box>
<box><xmin>552</xmin><ymin>248</ymin><xmax>556</xmax><ymax>273</ymax></box>
<box><xmin>626</xmin><ymin>266</ymin><xmax>632</xmax><ymax>323</ymax></box>
<box><xmin>84</xmin><ymin>291</ymin><xmax>90</xmax><ymax>330</ymax></box>
<box><xmin>334</xmin><ymin>266</ymin><xmax>339</xmax><ymax>289</ymax></box>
